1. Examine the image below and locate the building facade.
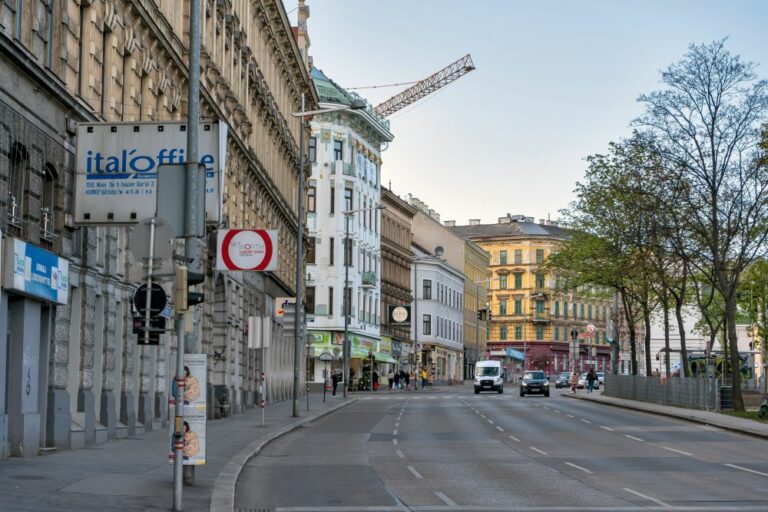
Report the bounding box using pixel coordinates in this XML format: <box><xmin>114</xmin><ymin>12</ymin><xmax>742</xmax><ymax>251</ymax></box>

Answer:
<box><xmin>305</xmin><ymin>68</ymin><xmax>395</xmax><ymax>389</ymax></box>
<box><xmin>0</xmin><ymin>0</ymin><xmax>314</xmax><ymax>458</ymax></box>
<box><xmin>380</xmin><ymin>187</ymin><xmax>417</xmax><ymax>370</ymax></box>
<box><xmin>452</xmin><ymin>214</ymin><xmax>615</xmax><ymax>378</ymax></box>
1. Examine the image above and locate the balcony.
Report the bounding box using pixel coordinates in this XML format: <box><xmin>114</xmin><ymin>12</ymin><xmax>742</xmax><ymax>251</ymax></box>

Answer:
<box><xmin>530</xmin><ymin>287</ymin><xmax>550</xmax><ymax>299</ymax></box>
<box><xmin>532</xmin><ymin>311</ymin><xmax>550</xmax><ymax>323</ymax></box>
<box><xmin>362</xmin><ymin>271</ymin><xmax>376</xmax><ymax>288</ymax></box>
<box><xmin>343</xmin><ymin>162</ymin><xmax>356</xmax><ymax>177</ymax></box>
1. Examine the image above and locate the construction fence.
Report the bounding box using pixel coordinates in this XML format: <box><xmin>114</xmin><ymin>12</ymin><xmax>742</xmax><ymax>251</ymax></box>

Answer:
<box><xmin>604</xmin><ymin>374</ymin><xmax>731</xmax><ymax>411</ymax></box>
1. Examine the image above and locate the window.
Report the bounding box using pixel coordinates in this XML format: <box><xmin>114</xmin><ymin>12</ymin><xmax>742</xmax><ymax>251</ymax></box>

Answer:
<box><xmin>499</xmin><ymin>250</ymin><xmax>507</xmax><ymax>265</ymax></box>
<box><xmin>308</xmin><ymin>137</ymin><xmax>317</xmax><ymax>162</ymax></box>
<box><xmin>328</xmin><ymin>287</ymin><xmax>334</xmax><ymax>316</ymax></box>
<box><xmin>423</xmin><ymin>314</ymin><xmax>432</xmax><ymax>336</ymax></box>
<box><xmin>42</xmin><ymin>164</ymin><xmax>57</xmax><ymax>236</ymax></box>
<box><xmin>344</xmin><ymin>238</ymin><xmax>352</xmax><ymax>266</ymax></box>
<box><xmin>564</xmin><ymin>301</ymin><xmax>569</xmax><ymax>319</ymax></box>
<box><xmin>499</xmin><ymin>300</ymin><xmax>507</xmax><ymax>316</ymax></box>
<box><xmin>554</xmin><ymin>301</ymin><xmax>560</xmax><ymax>317</ymax></box>
<box><xmin>305</xmin><ymin>286</ymin><xmax>315</xmax><ymax>314</ymax></box>
<box><xmin>423</xmin><ymin>279</ymin><xmax>432</xmax><ymax>300</ymax></box>
<box><xmin>536</xmin><ymin>249</ymin><xmax>545</xmax><ymax>264</ymax></box>
<box><xmin>9</xmin><ymin>142</ymin><xmax>27</xmax><ymax>223</ymax></box>
<box><xmin>554</xmin><ymin>327</ymin><xmax>560</xmax><ymax>340</ymax></box>
<box><xmin>535</xmin><ymin>326</ymin><xmax>544</xmax><ymax>340</ymax></box>
<box><xmin>603</xmin><ymin>306</ymin><xmax>608</xmax><ymax>319</ymax></box>
<box><xmin>500</xmin><ymin>326</ymin><xmax>508</xmax><ymax>340</ymax></box>
<box><xmin>535</xmin><ymin>272</ymin><xmax>545</xmax><ymax>288</ymax></box>
<box><xmin>307</xmin><ymin>186</ymin><xmax>316</xmax><ymax>213</ymax></box>
<box><xmin>535</xmin><ymin>301</ymin><xmax>545</xmax><ymax>313</ymax></box>
<box><xmin>514</xmin><ymin>249</ymin><xmax>522</xmax><ymax>264</ymax></box>
<box><xmin>580</xmin><ymin>303</ymin><xmax>585</xmax><ymax>320</ymax></box>
<box><xmin>514</xmin><ymin>300</ymin><xmax>522</xmax><ymax>315</ymax></box>
<box><xmin>333</xmin><ymin>139</ymin><xmax>343</xmax><ymax>160</ymax></box>
<box><xmin>329</xmin><ymin>237</ymin><xmax>334</xmax><ymax>265</ymax></box>
<box><xmin>306</xmin><ymin>237</ymin><xmax>316</xmax><ymax>264</ymax></box>
<box><xmin>588</xmin><ymin>304</ymin><xmax>593</xmax><ymax>320</ymax></box>
<box><xmin>344</xmin><ymin>187</ymin><xmax>353</xmax><ymax>211</ymax></box>
<box><xmin>573</xmin><ymin>303</ymin><xmax>577</xmax><ymax>318</ymax></box>
<box><xmin>514</xmin><ymin>273</ymin><xmax>523</xmax><ymax>289</ymax></box>
<box><xmin>515</xmin><ymin>326</ymin><xmax>522</xmax><ymax>340</ymax></box>
<box><xmin>499</xmin><ymin>275</ymin><xmax>507</xmax><ymax>289</ymax></box>
<box><xmin>330</xmin><ymin>186</ymin><xmax>335</xmax><ymax>214</ymax></box>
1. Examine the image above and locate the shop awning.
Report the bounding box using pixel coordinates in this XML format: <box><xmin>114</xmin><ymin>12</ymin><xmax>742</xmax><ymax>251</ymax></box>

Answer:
<box><xmin>350</xmin><ymin>347</ymin><xmax>370</xmax><ymax>359</ymax></box>
<box><xmin>374</xmin><ymin>352</ymin><xmax>398</xmax><ymax>364</ymax></box>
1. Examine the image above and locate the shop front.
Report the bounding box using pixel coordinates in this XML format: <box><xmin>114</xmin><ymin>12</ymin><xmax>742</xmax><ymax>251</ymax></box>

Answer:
<box><xmin>308</xmin><ymin>331</ymin><xmax>399</xmax><ymax>390</ymax></box>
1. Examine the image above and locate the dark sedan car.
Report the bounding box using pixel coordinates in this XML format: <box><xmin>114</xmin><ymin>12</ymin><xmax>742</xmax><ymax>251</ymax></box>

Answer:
<box><xmin>520</xmin><ymin>370</ymin><xmax>550</xmax><ymax>397</ymax></box>
<box><xmin>555</xmin><ymin>372</ymin><xmax>570</xmax><ymax>389</ymax></box>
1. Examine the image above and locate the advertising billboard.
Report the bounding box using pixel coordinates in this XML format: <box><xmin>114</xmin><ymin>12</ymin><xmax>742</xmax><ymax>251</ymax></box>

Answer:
<box><xmin>74</xmin><ymin>121</ymin><xmax>227</xmax><ymax>225</ymax></box>
<box><xmin>216</xmin><ymin>229</ymin><xmax>278</xmax><ymax>271</ymax></box>
<box><xmin>4</xmin><ymin>237</ymin><xmax>69</xmax><ymax>304</ymax></box>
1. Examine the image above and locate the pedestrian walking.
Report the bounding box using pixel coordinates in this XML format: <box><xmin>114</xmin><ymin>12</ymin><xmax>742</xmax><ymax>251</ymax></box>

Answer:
<box><xmin>387</xmin><ymin>370</ymin><xmax>394</xmax><ymax>391</ymax></box>
<box><xmin>331</xmin><ymin>370</ymin><xmax>339</xmax><ymax>396</ymax></box>
<box><xmin>393</xmin><ymin>370</ymin><xmax>401</xmax><ymax>390</ymax></box>
<box><xmin>406</xmin><ymin>371</ymin><xmax>412</xmax><ymax>391</ymax></box>
<box><xmin>586</xmin><ymin>368</ymin><xmax>597</xmax><ymax>393</ymax></box>
<box><xmin>570</xmin><ymin>371</ymin><xmax>579</xmax><ymax>394</ymax></box>
<box><xmin>421</xmin><ymin>368</ymin><xmax>428</xmax><ymax>390</ymax></box>
<box><xmin>372</xmin><ymin>369</ymin><xmax>379</xmax><ymax>391</ymax></box>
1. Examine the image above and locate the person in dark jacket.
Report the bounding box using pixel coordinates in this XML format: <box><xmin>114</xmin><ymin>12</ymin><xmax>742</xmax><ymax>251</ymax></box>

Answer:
<box><xmin>586</xmin><ymin>368</ymin><xmax>597</xmax><ymax>393</ymax></box>
<box><xmin>331</xmin><ymin>371</ymin><xmax>340</xmax><ymax>396</ymax></box>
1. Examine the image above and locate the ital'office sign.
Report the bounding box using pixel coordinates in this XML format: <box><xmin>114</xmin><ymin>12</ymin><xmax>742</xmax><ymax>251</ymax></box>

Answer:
<box><xmin>73</xmin><ymin>121</ymin><xmax>227</xmax><ymax>225</ymax></box>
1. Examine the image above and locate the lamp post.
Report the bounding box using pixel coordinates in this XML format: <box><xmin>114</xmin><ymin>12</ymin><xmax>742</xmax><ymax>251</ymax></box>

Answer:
<box><xmin>341</xmin><ymin>205</ymin><xmax>386</xmax><ymax>397</ymax></box>
<box><xmin>290</xmin><ymin>98</ymin><xmax>366</xmax><ymax>416</ymax></box>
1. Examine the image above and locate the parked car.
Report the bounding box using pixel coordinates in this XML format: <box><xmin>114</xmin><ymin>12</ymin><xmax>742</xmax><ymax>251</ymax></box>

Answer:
<box><xmin>597</xmin><ymin>371</ymin><xmax>606</xmax><ymax>386</ymax></box>
<box><xmin>555</xmin><ymin>372</ymin><xmax>570</xmax><ymax>389</ymax></box>
<box><xmin>520</xmin><ymin>370</ymin><xmax>550</xmax><ymax>397</ymax></box>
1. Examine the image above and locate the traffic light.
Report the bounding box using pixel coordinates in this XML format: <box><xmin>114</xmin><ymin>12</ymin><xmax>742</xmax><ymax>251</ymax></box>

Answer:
<box><xmin>175</xmin><ymin>266</ymin><xmax>205</xmax><ymax>311</ymax></box>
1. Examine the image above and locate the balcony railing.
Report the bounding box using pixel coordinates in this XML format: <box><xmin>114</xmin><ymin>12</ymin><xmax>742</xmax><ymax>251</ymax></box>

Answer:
<box><xmin>362</xmin><ymin>271</ymin><xmax>376</xmax><ymax>287</ymax></box>
<box><xmin>343</xmin><ymin>162</ymin><xmax>355</xmax><ymax>176</ymax></box>
<box><xmin>532</xmin><ymin>311</ymin><xmax>550</xmax><ymax>323</ymax></box>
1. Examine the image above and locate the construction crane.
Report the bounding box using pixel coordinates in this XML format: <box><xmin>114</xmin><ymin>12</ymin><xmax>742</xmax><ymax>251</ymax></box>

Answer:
<box><xmin>373</xmin><ymin>54</ymin><xmax>476</xmax><ymax>117</ymax></box>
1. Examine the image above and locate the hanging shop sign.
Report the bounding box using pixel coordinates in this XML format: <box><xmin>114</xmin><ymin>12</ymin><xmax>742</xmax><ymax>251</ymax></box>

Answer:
<box><xmin>388</xmin><ymin>305</ymin><xmax>411</xmax><ymax>325</ymax></box>
<box><xmin>4</xmin><ymin>237</ymin><xmax>69</xmax><ymax>304</ymax></box>
<box><xmin>216</xmin><ymin>229</ymin><xmax>278</xmax><ymax>271</ymax></box>
<box><xmin>74</xmin><ymin>121</ymin><xmax>227</xmax><ymax>225</ymax></box>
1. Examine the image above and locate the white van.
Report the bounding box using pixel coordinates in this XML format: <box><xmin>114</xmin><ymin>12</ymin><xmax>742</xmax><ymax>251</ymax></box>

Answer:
<box><xmin>474</xmin><ymin>360</ymin><xmax>504</xmax><ymax>394</ymax></box>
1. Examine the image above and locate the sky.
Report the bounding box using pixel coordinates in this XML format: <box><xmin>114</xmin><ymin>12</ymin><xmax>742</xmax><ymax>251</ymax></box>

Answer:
<box><xmin>287</xmin><ymin>0</ymin><xmax>768</xmax><ymax>225</ymax></box>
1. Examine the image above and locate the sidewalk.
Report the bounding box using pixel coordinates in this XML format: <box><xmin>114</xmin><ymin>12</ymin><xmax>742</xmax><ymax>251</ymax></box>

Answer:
<box><xmin>565</xmin><ymin>391</ymin><xmax>768</xmax><ymax>440</ymax></box>
<box><xmin>0</xmin><ymin>394</ymin><xmax>354</xmax><ymax>512</ymax></box>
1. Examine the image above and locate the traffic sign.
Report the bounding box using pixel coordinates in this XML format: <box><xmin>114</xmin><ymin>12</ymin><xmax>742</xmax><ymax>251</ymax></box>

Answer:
<box><xmin>133</xmin><ymin>283</ymin><xmax>168</xmax><ymax>317</ymax></box>
<box><xmin>216</xmin><ymin>229</ymin><xmax>278</xmax><ymax>271</ymax></box>
<box><xmin>586</xmin><ymin>324</ymin><xmax>595</xmax><ymax>333</ymax></box>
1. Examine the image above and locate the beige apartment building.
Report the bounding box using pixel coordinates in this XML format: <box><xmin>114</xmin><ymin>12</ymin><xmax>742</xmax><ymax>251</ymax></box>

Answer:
<box><xmin>0</xmin><ymin>0</ymin><xmax>315</xmax><ymax>457</ymax></box>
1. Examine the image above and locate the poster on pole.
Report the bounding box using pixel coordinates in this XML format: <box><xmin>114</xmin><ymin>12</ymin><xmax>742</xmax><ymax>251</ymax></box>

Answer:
<box><xmin>74</xmin><ymin>121</ymin><xmax>227</xmax><ymax>225</ymax></box>
<box><xmin>216</xmin><ymin>229</ymin><xmax>278</xmax><ymax>271</ymax></box>
<box><xmin>169</xmin><ymin>354</ymin><xmax>207</xmax><ymax>465</ymax></box>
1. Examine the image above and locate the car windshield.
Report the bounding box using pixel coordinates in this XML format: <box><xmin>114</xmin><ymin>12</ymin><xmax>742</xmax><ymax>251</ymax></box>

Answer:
<box><xmin>477</xmin><ymin>367</ymin><xmax>499</xmax><ymax>376</ymax></box>
<box><xmin>524</xmin><ymin>371</ymin><xmax>545</xmax><ymax>380</ymax></box>
<box><xmin>559</xmin><ymin>373</ymin><xmax>570</xmax><ymax>379</ymax></box>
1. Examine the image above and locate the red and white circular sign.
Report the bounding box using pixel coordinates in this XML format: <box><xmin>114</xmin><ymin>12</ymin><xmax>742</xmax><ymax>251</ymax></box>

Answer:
<box><xmin>217</xmin><ymin>229</ymin><xmax>278</xmax><ymax>271</ymax></box>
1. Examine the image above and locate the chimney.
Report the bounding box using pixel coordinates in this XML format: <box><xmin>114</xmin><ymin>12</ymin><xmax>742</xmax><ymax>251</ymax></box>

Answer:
<box><xmin>444</xmin><ymin>220</ymin><xmax>456</xmax><ymax>227</ymax></box>
<box><xmin>525</xmin><ymin>216</ymin><xmax>534</xmax><ymax>223</ymax></box>
<box><xmin>539</xmin><ymin>219</ymin><xmax>545</xmax><ymax>225</ymax></box>
<box><xmin>294</xmin><ymin>1</ymin><xmax>312</xmax><ymax>71</ymax></box>
<box><xmin>498</xmin><ymin>216</ymin><xmax>511</xmax><ymax>224</ymax></box>
<box><xmin>469</xmin><ymin>219</ymin><xmax>481</xmax><ymax>226</ymax></box>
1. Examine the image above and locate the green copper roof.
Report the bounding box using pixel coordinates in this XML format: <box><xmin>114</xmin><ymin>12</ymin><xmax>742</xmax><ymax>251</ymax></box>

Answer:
<box><xmin>310</xmin><ymin>67</ymin><xmax>391</xmax><ymax>134</ymax></box>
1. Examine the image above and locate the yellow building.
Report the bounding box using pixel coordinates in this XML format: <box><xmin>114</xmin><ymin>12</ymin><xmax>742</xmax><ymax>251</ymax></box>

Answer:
<box><xmin>452</xmin><ymin>215</ymin><xmax>614</xmax><ymax>377</ymax></box>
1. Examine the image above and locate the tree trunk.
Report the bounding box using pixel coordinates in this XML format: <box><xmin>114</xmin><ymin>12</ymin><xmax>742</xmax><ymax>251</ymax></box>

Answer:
<box><xmin>643</xmin><ymin>305</ymin><xmax>652</xmax><ymax>376</ymax></box>
<box><xmin>675</xmin><ymin>299</ymin><xmax>689</xmax><ymax>377</ymax></box>
<box><xmin>621</xmin><ymin>292</ymin><xmax>637</xmax><ymax>375</ymax></box>
<box><xmin>725</xmin><ymin>291</ymin><xmax>745</xmax><ymax>411</ymax></box>
<box><xmin>663</xmin><ymin>301</ymin><xmax>671</xmax><ymax>378</ymax></box>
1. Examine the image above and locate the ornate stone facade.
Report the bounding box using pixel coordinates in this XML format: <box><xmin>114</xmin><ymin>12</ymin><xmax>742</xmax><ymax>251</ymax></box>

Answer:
<box><xmin>0</xmin><ymin>0</ymin><xmax>316</xmax><ymax>458</ymax></box>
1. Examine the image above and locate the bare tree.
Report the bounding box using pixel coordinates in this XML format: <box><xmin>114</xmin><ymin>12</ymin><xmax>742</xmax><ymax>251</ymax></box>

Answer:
<box><xmin>635</xmin><ymin>40</ymin><xmax>768</xmax><ymax>411</ymax></box>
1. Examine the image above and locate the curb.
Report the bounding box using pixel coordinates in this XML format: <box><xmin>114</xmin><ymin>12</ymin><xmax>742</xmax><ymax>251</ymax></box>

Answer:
<box><xmin>562</xmin><ymin>393</ymin><xmax>768</xmax><ymax>441</ymax></box>
<box><xmin>209</xmin><ymin>399</ymin><xmax>357</xmax><ymax>512</ymax></box>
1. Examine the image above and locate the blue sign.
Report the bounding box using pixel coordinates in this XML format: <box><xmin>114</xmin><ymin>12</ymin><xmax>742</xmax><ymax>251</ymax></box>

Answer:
<box><xmin>505</xmin><ymin>348</ymin><xmax>526</xmax><ymax>361</ymax></box>
<box><xmin>4</xmin><ymin>238</ymin><xmax>69</xmax><ymax>304</ymax></box>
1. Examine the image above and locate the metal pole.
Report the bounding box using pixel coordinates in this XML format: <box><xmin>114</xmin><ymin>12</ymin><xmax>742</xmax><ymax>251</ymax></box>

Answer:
<box><xmin>323</xmin><ymin>361</ymin><xmax>327</xmax><ymax>402</ymax></box>
<box><xmin>259</xmin><ymin>322</ymin><xmax>265</xmax><ymax>427</ymax></box>
<box><xmin>174</xmin><ymin>0</ymin><xmax>201</xmax><ymax>508</ymax></box>
<box><xmin>293</xmin><ymin>94</ymin><xmax>306</xmax><ymax>418</ymax></box>
<box><xmin>306</xmin><ymin>338</ymin><xmax>310</xmax><ymax>412</ymax></box>
<box><xmin>475</xmin><ymin>283</ymin><xmax>480</xmax><ymax>374</ymax></box>
<box><xmin>343</xmin><ymin>213</ymin><xmax>350</xmax><ymax>398</ymax></box>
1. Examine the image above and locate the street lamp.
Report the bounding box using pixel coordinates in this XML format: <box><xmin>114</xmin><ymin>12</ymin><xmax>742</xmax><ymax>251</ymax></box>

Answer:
<box><xmin>290</xmin><ymin>97</ymin><xmax>366</xmax><ymax>417</ymax></box>
<box><xmin>342</xmin><ymin>204</ymin><xmax>386</xmax><ymax>398</ymax></box>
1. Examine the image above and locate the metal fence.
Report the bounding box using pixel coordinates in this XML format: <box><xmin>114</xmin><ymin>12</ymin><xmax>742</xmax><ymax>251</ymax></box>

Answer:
<box><xmin>605</xmin><ymin>374</ymin><xmax>726</xmax><ymax>411</ymax></box>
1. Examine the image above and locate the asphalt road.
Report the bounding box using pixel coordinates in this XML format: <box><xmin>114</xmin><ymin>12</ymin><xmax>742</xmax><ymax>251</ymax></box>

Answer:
<box><xmin>234</xmin><ymin>386</ymin><xmax>768</xmax><ymax>511</ymax></box>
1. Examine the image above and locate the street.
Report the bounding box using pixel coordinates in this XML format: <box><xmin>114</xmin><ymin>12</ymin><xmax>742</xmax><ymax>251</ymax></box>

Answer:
<box><xmin>235</xmin><ymin>387</ymin><xmax>768</xmax><ymax>511</ymax></box>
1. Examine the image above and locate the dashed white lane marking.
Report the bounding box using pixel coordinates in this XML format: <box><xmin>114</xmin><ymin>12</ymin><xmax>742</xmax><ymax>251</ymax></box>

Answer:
<box><xmin>543</xmin><ymin>406</ymin><xmax>550</xmax><ymax>410</ymax></box>
<box><xmin>487</xmin><ymin>419</ymin><xmax>495</xmax><ymax>424</ymax></box>
<box><xmin>566</xmin><ymin>414</ymin><xmax>575</xmax><ymax>418</ymax></box>
<box><xmin>407</xmin><ymin>465</ymin><xmax>423</xmax><ymax>479</ymax></box>
<box><xmin>395</xmin><ymin>422</ymin><xmax>400</xmax><ymax>428</ymax></box>
<box><xmin>599</xmin><ymin>425</ymin><xmax>614</xmax><ymax>432</ymax></box>
<box><xmin>726</xmin><ymin>463</ymin><xmax>768</xmax><ymax>477</ymax></box>
<box><xmin>553</xmin><ymin>409</ymin><xmax>561</xmax><ymax>414</ymax></box>
<box><xmin>565</xmin><ymin>462</ymin><xmax>593</xmax><ymax>474</ymax></box>
<box><xmin>392</xmin><ymin>439</ymin><xmax>398</xmax><ymax>446</ymax></box>
<box><xmin>496</xmin><ymin>426</ymin><xmax>504</xmax><ymax>432</ymax></box>
<box><xmin>580</xmin><ymin>419</ymin><xmax>592</xmax><ymax>424</ymax></box>
<box><xmin>662</xmin><ymin>446</ymin><xmax>693</xmax><ymax>456</ymax></box>
<box><xmin>529</xmin><ymin>446</ymin><xmax>548</xmax><ymax>455</ymax></box>
<box><xmin>508</xmin><ymin>435</ymin><xmax>520</xmax><ymax>442</ymax></box>
<box><xmin>624</xmin><ymin>434</ymin><xmax>644</xmax><ymax>442</ymax></box>
<box><xmin>363</xmin><ymin>397</ymin><xmax>373</xmax><ymax>400</ymax></box>
<box><xmin>396</xmin><ymin>450</ymin><xmax>405</xmax><ymax>458</ymax></box>
<box><xmin>623</xmin><ymin>487</ymin><xmax>670</xmax><ymax>507</ymax></box>
<box><xmin>434</xmin><ymin>491</ymin><xmax>457</xmax><ymax>506</ymax></box>
<box><xmin>480</xmin><ymin>414</ymin><xmax>486</xmax><ymax>418</ymax></box>
<box><xmin>393</xmin><ymin>429</ymin><xmax>398</xmax><ymax>436</ymax></box>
